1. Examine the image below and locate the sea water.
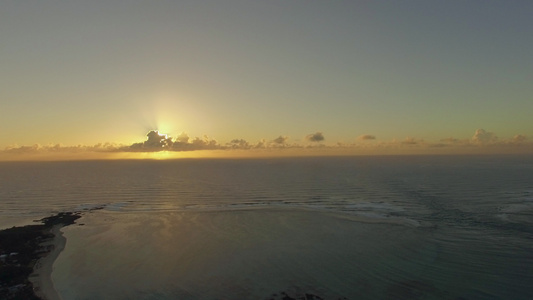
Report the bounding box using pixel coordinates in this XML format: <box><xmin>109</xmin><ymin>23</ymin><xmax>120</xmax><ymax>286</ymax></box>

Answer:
<box><xmin>1</xmin><ymin>156</ymin><xmax>532</xmax><ymax>299</ymax></box>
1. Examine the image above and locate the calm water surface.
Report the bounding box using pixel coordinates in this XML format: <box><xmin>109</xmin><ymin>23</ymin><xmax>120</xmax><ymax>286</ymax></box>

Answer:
<box><xmin>1</xmin><ymin>155</ymin><xmax>532</xmax><ymax>299</ymax></box>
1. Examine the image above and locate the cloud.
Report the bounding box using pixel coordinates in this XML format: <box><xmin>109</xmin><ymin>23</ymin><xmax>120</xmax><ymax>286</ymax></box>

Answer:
<box><xmin>2</xmin><ymin>142</ymin><xmax>124</xmax><ymax>155</ymax></box>
<box><xmin>3</xmin><ymin>128</ymin><xmax>533</xmax><ymax>160</ymax></box>
<box><xmin>305</xmin><ymin>132</ymin><xmax>325</xmax><ymax>142</ymax></box>
<box><xmin>272</xmin><ymin>135</ymin><xmax>289</xmax><ymax>144</ymax></box>
<box><xmin>176</xmin><ymin>132</ymin><xmax>190</xmax><ymax>143</ymax></box>
<box><xmin>4</xmin><ymin>144</ymin><xmax>43</xmax><ymax>153</ymax></box>
<box><xmin>472</xmin><ymin>129</ymin><xmax>497</xmax><ymax>144</ymax></box>
<box><xmin>401</xmin><ymin>137</ymin><xmax>423</xmax><ymax>145</ymax></box>
<box><xmin>357</xmin><ymin>134</ymin><xmax>376</xmax><ymax>141</ymax></box>
<box><xmin>172</xmin><ymin>133</ymin><xmax>220</xmax><ymax>151</ymax></box>
<box><xmin>227</xmin><ymin>139</ymin><xmax>250</xmax><ymax>149</ymax></box>
<box><xmin>129</xmin><ymin>130</ymin><xmax>173</xmax><ymax>151</ymax></box>
<box><xmin>440</xmin><ymin>137</ymin><xmax>459</xmax><ymax>143</ymax></box>
<box><xmin>511</xmin><ymin>134</ymin><xmax>527</xmax><ymax>143</ymax></box>
<box><xmin>124</xmin><ymin>132</ymin><xmax>300</xmax><ymax>152</ymax></box>
<box><xmin>189</xmin><ymin>135</ymin><xmax>219</xmax><ymax>150</ymax></box>
<box><xmin>124</xmin><ymin>131</ymin><xmax>223</xmax><ymax>152</ymax></box>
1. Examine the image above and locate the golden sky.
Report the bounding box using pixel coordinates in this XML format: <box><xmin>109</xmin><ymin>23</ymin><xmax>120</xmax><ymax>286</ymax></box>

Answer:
<box><xmin>1</xmin><ymin>1</ymin><xmax>532</xmax><ymax>160</ymax></box>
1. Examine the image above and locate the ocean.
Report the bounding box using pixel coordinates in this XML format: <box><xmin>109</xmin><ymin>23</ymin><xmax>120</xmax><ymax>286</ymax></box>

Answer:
<box><xmin>1</xmin><ymin>155</ymin><xmax>532</xmax><ymax>299</ymax></box>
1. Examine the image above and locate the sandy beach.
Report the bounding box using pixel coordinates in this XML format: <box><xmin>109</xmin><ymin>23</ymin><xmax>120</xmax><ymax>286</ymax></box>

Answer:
<box><xmin>29</xmin><ymin>225</ymin><xmax>65</xmax><ymax>300</ymax></box>
<box><xmin>0</xmin><ymin>212</ymin><xmax>80</xmax><ymax>299</ymax></box>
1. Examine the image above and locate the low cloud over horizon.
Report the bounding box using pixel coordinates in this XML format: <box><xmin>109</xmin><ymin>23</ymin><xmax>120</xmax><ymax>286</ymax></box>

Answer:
<box><xmin>1</xmin><ymin>129</ymin><xmax>531</xmax><ymax>159</ymax></box>
<box><xmin>128</xmin><ymin>131</ymin><xmax>220</xmax><ymax>152</ymax></box>
<box><xmin>305</xmin><ymin>132</ymin><xmax>325</xmax><ymax>142</ymax></box>
<box><xmin>357</xmin><ymin>135</ymin><xmax>376</xmax><ymax>141</ymax></box>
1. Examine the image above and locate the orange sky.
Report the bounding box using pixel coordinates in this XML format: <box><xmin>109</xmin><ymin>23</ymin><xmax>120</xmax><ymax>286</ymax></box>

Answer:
<box><xmin>1</xmin><ymin>1</ymin><xmax>532</xmax><ymax>160</ymax></box>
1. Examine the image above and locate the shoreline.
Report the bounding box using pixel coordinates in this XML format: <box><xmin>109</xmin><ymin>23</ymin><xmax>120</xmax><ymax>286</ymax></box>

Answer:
<box><xmin>0</xmin><ymin>212</ymin><xmax>82</xmax><ymax>300</ymax></box>
<box><xmin>29</xmin><ymin>225</ymin><xmax>66</xmax><ymax>300</ymax></box>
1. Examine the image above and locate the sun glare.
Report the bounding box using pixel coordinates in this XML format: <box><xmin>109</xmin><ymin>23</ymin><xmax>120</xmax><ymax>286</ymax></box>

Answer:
<box><xmin>155</xmin><ymin>125</ymin><xmax>171</xmax><ymax>137</ymax></box>
<box><xmin>158</xmin><ymin>132</ymin><xmax>168</xmax><ymax>139</ymax></box>
<box><xmin>151</xmin><ymin>151</ymin><xmax>173</xmax><ymax>160</ymax></box>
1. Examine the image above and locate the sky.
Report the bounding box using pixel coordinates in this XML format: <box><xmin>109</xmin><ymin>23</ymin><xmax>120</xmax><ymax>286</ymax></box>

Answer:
<box><xmin>1</xmin><ymin>1</ymin><xmax>532</xmax><ymax>160</ymax></box>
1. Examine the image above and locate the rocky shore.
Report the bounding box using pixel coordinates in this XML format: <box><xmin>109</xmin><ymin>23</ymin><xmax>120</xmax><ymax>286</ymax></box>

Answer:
<box><xmin>0</xmin><ymin>212</ymin><xmax>81</xmax><ymax>300</ymax></box>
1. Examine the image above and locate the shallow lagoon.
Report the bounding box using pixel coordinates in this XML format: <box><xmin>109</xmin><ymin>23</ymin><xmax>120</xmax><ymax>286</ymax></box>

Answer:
<box><xmin>55</xmin><ymin>206</ymin><xmax>532</xmax><ymax>299</ymax></box>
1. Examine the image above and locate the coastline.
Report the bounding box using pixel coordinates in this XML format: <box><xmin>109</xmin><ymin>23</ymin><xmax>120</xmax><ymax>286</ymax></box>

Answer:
<box><xmin>0</xmin><ymin>212</ymin><xmax>81</xmax><ymax>300</ymax></box>
<box><xmin>29</xmin><ymin>225</ymin><xmax>66</xmax><ymax>300</ymax></box>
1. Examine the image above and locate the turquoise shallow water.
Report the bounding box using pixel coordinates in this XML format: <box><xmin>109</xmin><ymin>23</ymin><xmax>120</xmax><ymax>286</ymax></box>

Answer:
<box><xmin>1</xmin><ymin>155</ymin><xmax>532</xmax><ymax>299</ymax></box>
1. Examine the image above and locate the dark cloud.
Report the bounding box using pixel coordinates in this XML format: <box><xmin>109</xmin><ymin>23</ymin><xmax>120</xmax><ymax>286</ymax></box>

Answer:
<box><xmin>357</xmin><ymin>134</ymin><xmax>376</xmax><ymax>141</ymax></box>
<box><xmin>123</xmin><ymin>132</ymin><xmax>299</xmax><ymax>152</ymax></box>
<box><xmin>129</xmin><ymin>130</ymin><xmax>173</xmax><ymax>151</ymax></box>
<box><xmin>125</xmin><ymin>131</ymin><xmax>222</xmax><ymax>152</ymax></box>
<box><xmin>272</xmin><ymin>135</ymin><xmax>289</xmax><ymax>144</ymax></box>
<box><xmin>254</xmin><ymin>139</ymin><xmax>266</xmax><ymax>149</ymax></box>
<box><xmin>189</xmin><ymin>135</ymin><xmax>219</xmax><ymax>150</ymax></box>
<box><xmin>227</xmin><ymin>139</ymin><xmax>250</xmax><ymax>149</ymax></box>
<box><xmin>305</xmin><ymin>132</ymin><xmax>325</xmax><ymax>142</ymax></box>
<box><xmin>440</xmin><ymin>137</ymin><xmax>459</xmax><ymax>143</ymax></box>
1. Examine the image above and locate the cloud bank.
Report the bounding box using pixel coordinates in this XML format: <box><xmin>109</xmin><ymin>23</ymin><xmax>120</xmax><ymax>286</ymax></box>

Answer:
<box><xmin>127</xmin><ymin>131</ymin><xmax>221</xmax><ymax>152</ymax></box>
<box><xmin>1</xmin><ymin>129</ymin><xmax>532</xmax><ymax>160</ymax></box>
